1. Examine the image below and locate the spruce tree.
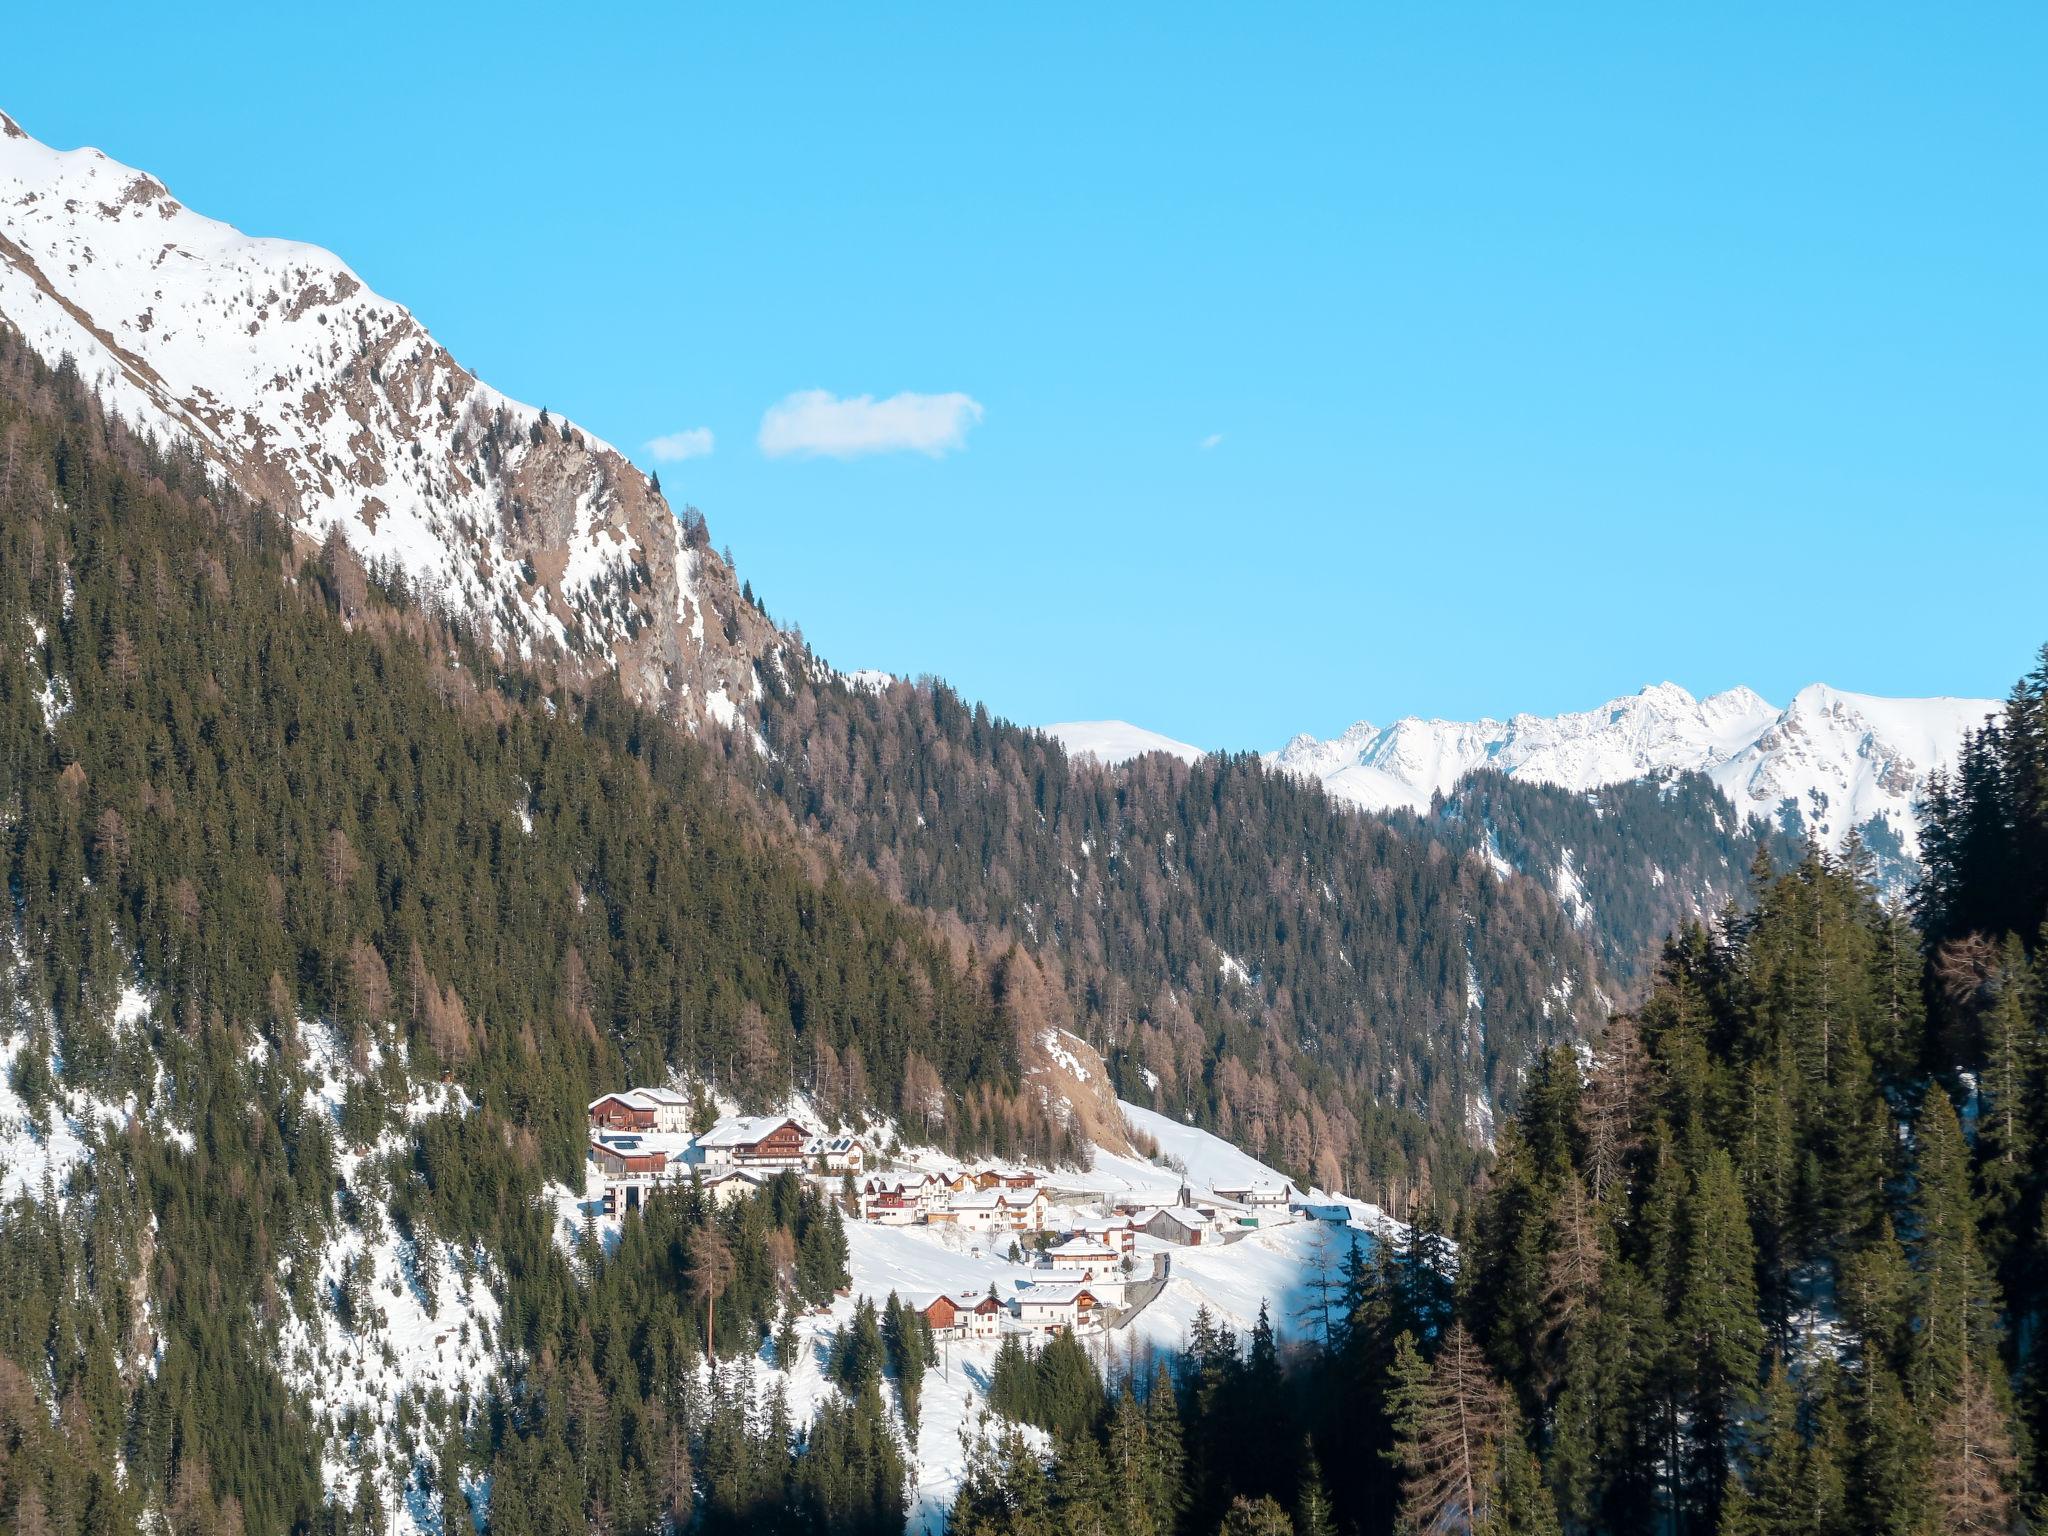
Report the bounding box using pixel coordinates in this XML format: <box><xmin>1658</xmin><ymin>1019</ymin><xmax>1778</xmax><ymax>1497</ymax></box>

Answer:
<box><xmin>1673</xmin><ymin>1148</ymin><xmax>1763</xmax><ymax>1525</ymax></box>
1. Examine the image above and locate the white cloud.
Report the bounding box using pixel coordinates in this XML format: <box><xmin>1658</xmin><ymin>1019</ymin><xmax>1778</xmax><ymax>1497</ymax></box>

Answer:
<box><xmin>1199</xmin><ymin>433</ymin><xmax>1224</xmax><ymax>451</ymax></box>
<box><xmin>646</xmin><ymin>427</ymin><xmax>716</xmax><ymax>462</ymax></box>
<box><xmin>758</xmin><ymin>389</ymin><xmax>984</xmax><ymax>460</ymax></box>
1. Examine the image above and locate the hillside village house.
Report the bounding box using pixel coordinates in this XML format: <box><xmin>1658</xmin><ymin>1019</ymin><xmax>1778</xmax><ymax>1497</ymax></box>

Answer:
<box><xmin>1141</xmin><ymin>1206</ymin><xmax>1214</xmax><ymax>1246</ymax></box>
<box><xmin>700</xmin><ymin>1167</ymin><xmax>771</xmax><ymax>1209</ymax></box>
<box><xmin>1013</xmin><ymin>1281</ymin><xmax>1104</xmax><ymax>1335</ymax></box>
<box><xmin>694</xmin><ymin>1115</ymin><xmax>866</xmax><ymax>1175</ymax></box>
<box><xmin>858</xmin><ymin>1182</ymin><xmax>922</xmax><ymax>1226</ymax></box>
<box><xmin>591</xmin><ymin>1137</ymin><xmax>681</xmax><ymax>1215</ymax></box>
<box><xmin>1189</xmin><ymin>1192</ymin><xmax>1258</xmax><ymax>1231</ymax></box>
<box><xmin>915</xmin><ymin>1292</ymin><xmax>1004</xmax><ymax>1341</ymax></box>
<box><xmin>967</xmin><ymin>1167</ymin><xmax>1039</xmax><ymax>1192</ymax></box>
<box><xmin>1044</xmin><ymin>1238</ymin><xmax>1119</xmax><ymax>1277</ymax></box>
<box><xmin>590</xmin><ymin>1138</ymin><xmax>672</xmax><ymax>1182</ymax></box>
<box><xmin>1209</xmin><ymin>1180</ymin><xmax>1295</xmax><ymax>1215</ymax></box>
<box><xmin>931</xmin><ymin>1187</ymin><xmax>1046</xmax><ymax>1233</ymax></box>
<box><xmin>1067</xmin><ymin>1218</ymin><xmax>1138</xmax><ymax>1259</ymax></box>
<box><xmin>815</xmin><ymin>1134</ymin><xmax>867</xmax><ymax>1175</ymax></box>
<box><xmin>587</xmin><ymin>1087</ymin><xmax>691</xmax><ymax>1134</ymax></box>
<box><xmin>695</xmin><ymin>1115</ymin><xmax>813</xmax><ymax>1169</ymax></box>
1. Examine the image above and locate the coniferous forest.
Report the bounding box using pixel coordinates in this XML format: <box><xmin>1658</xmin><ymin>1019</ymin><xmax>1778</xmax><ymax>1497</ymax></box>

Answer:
<box><xmin>979</xmin><ymin>656</ymin><xmax>2048</xmax><ymax>1534</ymax></box>
<box><xmin>5</xmin><ymin>308</ymin><xmax>2048</xmax><ymax>1536</ymax></box>
<box><xmin>0</xmin><ymin>331</ymin><xmax>1029</xmax><ymax>1533</ymax></box>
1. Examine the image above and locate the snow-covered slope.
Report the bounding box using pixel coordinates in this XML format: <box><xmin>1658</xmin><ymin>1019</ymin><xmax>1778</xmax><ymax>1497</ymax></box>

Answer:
<box><xmin>1043</xmin><ymin>720</ymin><xmax>1204</xmax><ymax>767</ymax></box>
<box><xmin>1272</xmin><ymin>681</ymin><xmax>1997</xmax><ymax>859</ymax></box>
<box><xmin>0</xmin><ymin>109</ymin><xmax>773</xmax><ymax>729</ymax></box>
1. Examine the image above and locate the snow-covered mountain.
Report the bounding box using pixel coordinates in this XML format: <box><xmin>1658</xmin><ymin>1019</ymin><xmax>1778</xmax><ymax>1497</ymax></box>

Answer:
<box><xmin>1044</xmin><ymin>719</ymin><xmax>1205</xmax><ymax>766</ymax></box>
<box><xmin>1272</xmin><ymin>681</ymin><xmax>1999</xmax><ymax>859</ymax></box>
<box><xmin>0</xmin><ymin>109</ymin><xmax>774</xmax><ymax>729</ymax></box>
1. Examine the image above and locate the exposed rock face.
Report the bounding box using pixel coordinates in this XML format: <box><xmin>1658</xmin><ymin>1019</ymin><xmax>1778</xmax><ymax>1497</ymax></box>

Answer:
<box><xmin>1022</xmin><ymin>1025</ymin><xmax>1134</xmax><ymax>1158</ymax></box>
<box><xmin>0</xmin><ymin>108</ymin><xmax>776</xmax><ymax>728</ymax></box>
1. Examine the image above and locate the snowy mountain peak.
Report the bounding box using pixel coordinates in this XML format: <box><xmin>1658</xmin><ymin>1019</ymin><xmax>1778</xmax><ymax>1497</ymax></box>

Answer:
<box><xmin>1272</xmin><ymin>680</ymin><xmax>1997</xmax><ymax>861</ymax></box>
<box><xmin>0</xmin><ymin>109</ymin><xmax>774</xmax><ymax>730</ymax></box>
<box><xmin>1044</xmin><ymin>720</ymin><xmax>1205</xmax><ymax>766</ymax></box>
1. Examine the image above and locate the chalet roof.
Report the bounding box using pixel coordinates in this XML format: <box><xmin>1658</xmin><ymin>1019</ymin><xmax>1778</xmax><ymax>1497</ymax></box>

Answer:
<box><xmin>1045</xmin><ymin>1238</ymin><xmax>1116</xmax><ymax>1258</ymax></box>
<box><xmin>1015</xmin><ymin>1281</ymin><xmax>1100</xmax><ymax>1307</ymax></box>
<box><xmin>632</xmin><ymin>1085</ymin><xmax>689</xmax><ymax>1106</ymax></box>
<box><xmin>588</xmin><ymin>1090</ymin><xmax>657</xmax><ymax>1112</ymax></box>
<box><xmin>696</xmin><ymin>1114</ymin><xmax>812</xmax><ymax>1149</ymax></box>
<box><xmin>1149</xmin><ymin>1206</ymin><xmax>1213</xmax><ymax>1229</ymax></box>
<box><xmin>701</xmin><ymin>1166</ymin><xmax>768</xmax><ymax>1186</ymax></box>
<box><xmin>949</xmin><ymin>1188</ymin><xmax>1037</xmax><ymax>1211</ymax></box>
<box><xmin>912</xmin><ymin>1291</ymin><xmax>1003</xmax><ymax>1316</ymax></box>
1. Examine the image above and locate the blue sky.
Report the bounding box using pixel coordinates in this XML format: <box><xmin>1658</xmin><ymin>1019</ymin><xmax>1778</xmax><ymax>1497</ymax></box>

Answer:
<box><xmin>5</xmin><ymin>5</ymin><xmax>2044</xmax><ymax>747</ymax></box>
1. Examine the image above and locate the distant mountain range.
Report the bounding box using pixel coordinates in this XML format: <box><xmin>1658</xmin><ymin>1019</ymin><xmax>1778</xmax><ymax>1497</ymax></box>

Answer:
<box><xmin>1052</xmin><ymin>681</ymin><xmax>2000</xmax><ymax>864</ymax></box>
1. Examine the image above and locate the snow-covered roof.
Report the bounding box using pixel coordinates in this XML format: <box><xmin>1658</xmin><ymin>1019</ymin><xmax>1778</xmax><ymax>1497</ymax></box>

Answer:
<box><xmin>949</xmin><ymin>1188</ymin><xmax>1036</xmax><ymax>1211</ymax></box>
<box><xmin>1148</xmin><ymin>1206</ymin><xmax>1213</xmax><ymax>1229</ymax></box>
<box><xmin>1045</xmin><ymin>1238</ymin><xmax>1116</xmax><ymax>1258</ymax></box>
<box><xmin>1209</xmin><ymin>1180</ymin><xmax>1292</xmax><ymax>1201</ymax></box>
<box><xmin>1015</xmin><ymin>1281</ymin><xmax>1100</xmax><ymax>1307</ymax></box>
<box><xmin>913</xmin><ymin>1291</ymin><xmax>1002</xmax><ymax>1315</ymax></box>
<box><xmin>702</xmin><ymin>1166</ymin><xmax>769</xmax><ymax>1186</ymax></box>
<box><xmin>632</xmin><ymin>1085</ymin><xmax>688</xmax><ymax>1106</ymax></box>
<box><xmin>697</xmin><ymin>1114</ymin><xmax>811</xmax><ymax>1148</ymax></box>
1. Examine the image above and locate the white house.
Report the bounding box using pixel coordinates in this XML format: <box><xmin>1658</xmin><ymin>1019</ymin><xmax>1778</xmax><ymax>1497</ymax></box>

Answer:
<box><xmin>1012</xmin><ymin>1281</ymin><xmax>1105</xmax><ymax>1335</ymax></box>
<box><xmin>936</xmin><ymin>1187</ymin><xmax>1046</xmax><ymax>1233</ymax></box>
<box><xmin>1044</xmin><ymin>1238</ymin><xmax>1118</xmax><ymax>1277</ymax></box>
<box><xmin>858</xmin><ymin>1179</ymin><xmax>923</xmax><ymax>1225</ymax></box>
<box><xmin>1068</xmin><ymin>1219</ymin><xmax>1138</xmax><ymax>1259</ymax></box>
<box><xmin>816</xmin><ymin>1134</ymin><xmax>866</xmax><ymax>1175</ymax></box>
<box><xmin>700</xmin><ymin>1167</ymin><xmax>771</xmax><ymax>1209</ymax></box>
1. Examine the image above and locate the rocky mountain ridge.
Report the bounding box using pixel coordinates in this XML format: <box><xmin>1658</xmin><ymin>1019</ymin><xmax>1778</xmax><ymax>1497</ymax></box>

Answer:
<box><xmin>1272</xmin><ymin>679</ymin><xmax>1997</xmax><ymax>861</ymax></box>
<box><xmin>0</xmin><ymin>109</ymin><xmax>775</xmax><ymax>731</ymax></box>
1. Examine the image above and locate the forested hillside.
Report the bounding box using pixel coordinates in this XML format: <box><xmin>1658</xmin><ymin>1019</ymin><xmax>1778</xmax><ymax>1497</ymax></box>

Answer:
<box><xmin>1394</xmin><ymin>768</ymin><xmax>1807</xmax><ymax>990</ymax></box>
<box><xmin>733</xmin><ymin>669</ymin><xmax>1609</xmax><ymax>1208</ymax></box>
<box><xmin>0</xmin><ymin>329</ymin><xmax>1076</xmax><ymax>1532</ymax></box>
<box><xmin>989</xmin><ymin>650</ymin><xmax>2048</xmax><ymax>1535</ymax></box>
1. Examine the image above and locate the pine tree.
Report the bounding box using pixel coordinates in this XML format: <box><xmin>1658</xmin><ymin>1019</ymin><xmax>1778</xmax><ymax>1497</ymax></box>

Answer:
<box><xmin>1909</xmin><ymin>1093</ymin><xmax>1998</xmax><ymax>1404</ymax></box>
<box><xmin>1217</xmin><ymin>1494</ymin><xmax>1294</xmax><ymax>1536</ymax></box>
<box><xmin>1674</xmin><ymin>1148</ymin><xmax>1763</xmax><ymax>1525</ymax></box>
<box><xmin>1734</xmin><ymin>1355</ymin><xmax>1809</xmax><ymax>1536</ymax></box>
<box><xmin>1479</xmin><ymin>1402</ymin><xmax>1561</xmax><ymax>1536</ymax></box>
<box><xmin>1294</xmin><ymin>1439</ymin><xmax>1335</xmax><ymax>1536</ymax></box>
<box><xmin>438</xmin><ymin>1422</ymin><xmax>469</xmax><ymax>1536</ymax></box>
<box><xmin>1144</xmin><ymin>1363</ymin><xmax>1187</xmax><ymax>1532</ymax></box>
